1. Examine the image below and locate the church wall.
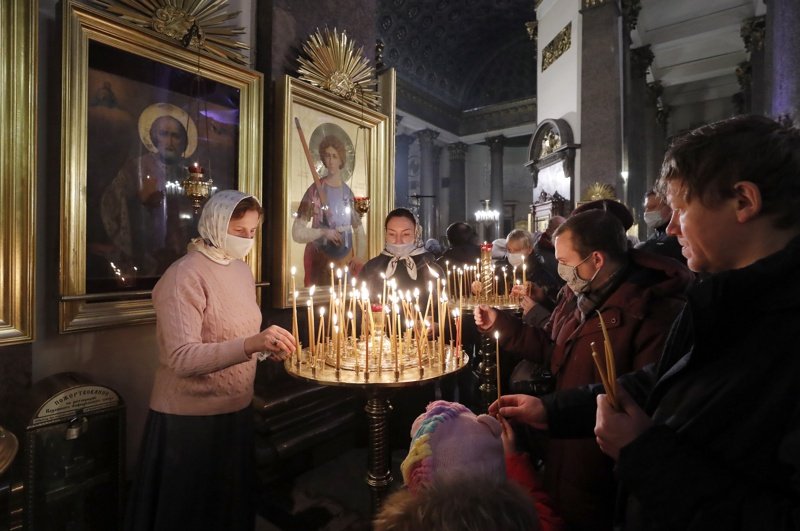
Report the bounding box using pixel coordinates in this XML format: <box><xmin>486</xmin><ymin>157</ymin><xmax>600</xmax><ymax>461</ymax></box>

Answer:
<box><xmin>535</xmin><ymin>0</ymin><xmax>581</xmax><ymax>203</ymax></box>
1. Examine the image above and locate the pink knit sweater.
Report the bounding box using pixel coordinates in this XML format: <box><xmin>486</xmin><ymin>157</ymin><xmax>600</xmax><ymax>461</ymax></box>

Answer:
<box><xmin>149</xmin><ymin>251</ymin><xmax>262</xmax><ymax>415</ymax></box>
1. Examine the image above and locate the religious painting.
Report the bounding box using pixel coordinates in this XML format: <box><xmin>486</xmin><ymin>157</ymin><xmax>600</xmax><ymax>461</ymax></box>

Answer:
<box><xmin>273</xmin><ymin>76</ymin><xmax>392</xmax><ymax>308</ymax></box>
<box><xmin>60</xmin><ymin>1</ymin><xmax>263</xmax><ymax>332</ymax></box>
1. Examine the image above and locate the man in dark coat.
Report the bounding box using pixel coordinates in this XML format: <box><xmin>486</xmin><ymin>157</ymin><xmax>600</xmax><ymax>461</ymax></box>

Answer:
<box><xmin>492</xmin><ymin>114</ymin><xmax>800</xmax><ymax>530</ymax></box>
<box><xmin>476</xmin><ymin>209</ymin><xmax>692</xmax><ymax>531</ymax></box>
<box><xmin>438</xmin><ymin>221</ymin><xmax>481</xmax><ymax>269</ymax></box>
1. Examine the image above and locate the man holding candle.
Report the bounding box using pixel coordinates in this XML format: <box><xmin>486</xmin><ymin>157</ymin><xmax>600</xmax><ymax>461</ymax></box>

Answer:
<box><xmin>476</xmin><ymin>208</ymin><xmax>692</xmax><ymax>531</ymax></box>
<box><xmin>493</xmin><ymin>115</ymin><xmax>800</xmax><ymax>531</ymax></box>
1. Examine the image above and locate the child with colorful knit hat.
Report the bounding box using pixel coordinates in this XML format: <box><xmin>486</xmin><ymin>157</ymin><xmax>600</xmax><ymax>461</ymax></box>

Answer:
<box><xmin>374</xmin><ymin>400</ymin><xmax>564</xmax><ymax>531</ymax></box>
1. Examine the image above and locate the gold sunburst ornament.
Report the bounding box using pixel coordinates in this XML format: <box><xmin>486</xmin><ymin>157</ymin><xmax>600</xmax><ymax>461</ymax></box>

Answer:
<box><xmin>583</xmin><ymin>182</ymin><xmax>617</xmax><ymax>201</ymax></box>
<box><xmin>92</xmin><ymin>0</ymin><xmax>248</xmax><ymax>64</ymax></box>
<box><xmin>297</xmin><ymin>28</ymin><xmax>380</xmax><ymax>109</ymax></box>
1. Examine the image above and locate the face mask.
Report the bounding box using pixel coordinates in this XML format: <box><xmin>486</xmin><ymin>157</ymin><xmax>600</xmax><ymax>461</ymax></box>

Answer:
<box><xmin>386</xmin><ymin>242</ymin><xmax>417</xmax><ymax>257</ymax></box>
<box><xmin>557</xmin><ymin>253</ymin><xmax>600</xmax><ymax>294</ymax></box>
<box><xmin>643</xmin><ymin>210</ymin><xmax>665</xmax><ymax>231</ymax></box>
<box><xmin>225</xmin><ymin>234</ymin><xmax>255</xmax><ymax>260</ymax></box>
<box><xmin>507</xmin><ymin>253</ymin><xmax>525</xmax><ymax>267</ymax></box>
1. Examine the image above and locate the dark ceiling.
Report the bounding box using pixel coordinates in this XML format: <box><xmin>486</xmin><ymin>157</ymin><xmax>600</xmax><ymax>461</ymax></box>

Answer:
<box><xmin>377</xmin><ymin>0</ymin><xmax>537</xmax><ymax>111</ymax></box>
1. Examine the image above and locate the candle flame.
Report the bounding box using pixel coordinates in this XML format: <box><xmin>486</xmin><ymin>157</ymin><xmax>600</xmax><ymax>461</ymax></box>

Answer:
<box><xmin>494</xmin><ymin>331</ymin><xmax>500</xmax><ymax>340</ymax></box>
<box><xmin>290</xmin><ymin>266</ymin><xmax>296</xmax><ymax>275</ymax></box>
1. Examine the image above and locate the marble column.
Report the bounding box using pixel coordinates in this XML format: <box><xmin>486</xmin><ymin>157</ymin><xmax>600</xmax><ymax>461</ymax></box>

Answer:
<box><xmin>766</xmin><ymin>0</ymin><xmax>800</xmax><ymax>121</ymax></box>
<box><xmin>580</xmin><ymin>0</ymin><xmax>624</xmax><ymax>200</ymax></box>
<box><xmin>415</xmin><ymin>129</ymin><xmax>440</xmax><ymax>240</ymax></box>
<box><xmin>447</xmin><ymin>142</ymin><xmax>469</xmax><ymax>225</ymax></box>
<box><xmin>487</xmin><ymin>135</ymin><xmax>505</xmax><ymax>241</ymax></box>
<box><xmin>394</xmin><ymin>134</ymin><xmax>414</xmax><ymax>208</ymax></box>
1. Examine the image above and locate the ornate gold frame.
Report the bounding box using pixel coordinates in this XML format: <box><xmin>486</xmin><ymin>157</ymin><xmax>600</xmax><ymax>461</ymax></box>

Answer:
<box><xmin>272</xmin><ymin>75</ymin><xmax>393</xmax><ymax>308</ymax></box>
<box><xmin>60</xmin><ymin>1</ymin><xmax>263</xmax><ymax>332</ymax></box>
<box><xmin>0</xmin><ymin>0</ymin><xmax>37</xmax><ymax>345</ymax></box>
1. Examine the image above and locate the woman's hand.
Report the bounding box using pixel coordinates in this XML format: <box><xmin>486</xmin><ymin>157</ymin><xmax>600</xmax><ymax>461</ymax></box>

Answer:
<box><xmin>244</xmin><ymin>325</ymin><xmax>296</xmax><ymax>361</ymax></box>
<box><xmin>510</xmin><ymin>282</ymin><xmax>530</xmax><ymax>298</ymax></box>
<box><xmin>473</xmin><ymin>304</ymin><xmax>497</xmax><ymax>330</ymax></box>
<box><xmin>520</xmin><ymin>295</ymin><xmax>535</xmax><ymax>316</ymax></box>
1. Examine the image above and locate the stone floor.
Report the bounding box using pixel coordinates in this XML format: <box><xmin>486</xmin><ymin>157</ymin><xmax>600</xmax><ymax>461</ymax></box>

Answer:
<box><xmin>256</xmin><ymin>447</ymin><xmax>407</xmax><ymax>531</ymax></box>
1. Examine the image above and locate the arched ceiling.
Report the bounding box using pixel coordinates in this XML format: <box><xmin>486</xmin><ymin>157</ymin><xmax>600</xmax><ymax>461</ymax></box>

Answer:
<box><xmin>377</xmin><ymin>0</ymin><xmax>537</xmax><ymax>111</ymax></box>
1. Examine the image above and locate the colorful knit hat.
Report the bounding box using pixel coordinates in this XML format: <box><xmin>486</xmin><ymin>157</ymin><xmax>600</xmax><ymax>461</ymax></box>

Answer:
<box><xmin>400</xmin><ymin>401</ymin><xmax>506</xmax><ymax>493</ymax></box>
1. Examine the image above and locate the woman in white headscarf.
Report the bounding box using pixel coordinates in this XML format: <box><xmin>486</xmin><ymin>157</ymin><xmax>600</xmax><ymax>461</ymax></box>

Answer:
<box><xmin>358</xmin><ymin>208</ymin><xmax>444</xmax><ymax>299</ymax></box>
<box><xmin>125</xmin><ymin>190</ymin><xmax>294</xmax><ymax>531</ymax></box>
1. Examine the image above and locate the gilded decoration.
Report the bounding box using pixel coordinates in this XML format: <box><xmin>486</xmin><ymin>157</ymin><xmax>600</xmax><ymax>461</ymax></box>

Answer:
<box><xmin>621</xmin><ymin>0</ymin><xmax>641</xmax><ymax>32</ymax></box>
<box><xmin>525</xmin><ymin>20</ymin><xmax>538</xmax><ymax>42</ymax></box>
<box><xmin>0</xmin><ymin>0</ymin><xmax>37</xmax><ymax>344</ymax></box>
<box><xmin>741</xmin><ymin>16</ymin><xmax>766</xmax><ymax>54</ymax></box>
<box><xmin>582</xmin><ymin>182</ymin><xmax>616</xmax><ymax>201</ymax></box>
<box><xmin>297</xmin><ymin>28</ymin><xmax>381</xmax><ymax>110</ymax></box>
<box><xmin>542</xmin><ymin>22</ymin><xmax>571</xmax><ymax>72</ymax></box>
<box><xmin>92</xmin><ymin>0</ymin><xmax>248</xmax><ymax>64</ymax></box>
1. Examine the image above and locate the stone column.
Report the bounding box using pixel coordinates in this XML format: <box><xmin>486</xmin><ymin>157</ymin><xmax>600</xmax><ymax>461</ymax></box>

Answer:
<box><xmin>487</xmin><ymin>135</ymin><xmax>505</xmax><ymax>241</ymax></box>
<box><xmin>394</xmin><ymin>134</ymin><xmax>414</xmax><ymax>208</ymax></box>
<box><xmin>628</xmin><ymin>45</ymin><xmax>654</xmax><ymax>236</ymax></box>
<box><xmin>433</xmin><ymin>145</ymin><xmax>445</xmax><ymax>240</ymax></box>
<box><xmin>415</xmin><ymin>129</ymin><xmax>439</xmax><ymax>240</ymax></box>
<box><xmin>766</xmin><ymin>0</ymin><xmax>800</xmax><ymax>121</ymax></box>
<box><xmin>447</xmin><ymin>142</ymin><xmax>469</xmax><ymax>224</ymax></box>
<box><xmin>580</xmin><ymin>0</ymin><xmax>624</xmax><ymax>200</ymax></box>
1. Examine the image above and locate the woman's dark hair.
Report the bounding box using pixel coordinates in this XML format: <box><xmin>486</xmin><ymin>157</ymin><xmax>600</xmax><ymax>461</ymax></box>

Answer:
<box><xmin>319</xmin><ymin>135</ymin><xmax>347</xmax><ymax>170</ymax></box>
<box><xmin>658</xmin><ymin>114</ymin><xmax>800</xmax><ymax>229</ymax></box>
<box><xmin>231</xmin><ymin>196</ymin><xmax>263</xmax><ymax>220</ymax></box>
<box><xmin>385</xmin><ymin>207</ymin><xmax>417</xmax><ymax>229</ymax></box>
<box><xmin>554</xmin><ymin>209</ymin><xmax>628</xmax><ymax>263</ymax></box>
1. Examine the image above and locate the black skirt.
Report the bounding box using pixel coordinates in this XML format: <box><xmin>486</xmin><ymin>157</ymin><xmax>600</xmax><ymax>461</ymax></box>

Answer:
<box><xmin>124</xmin><ymin>407</ymin><xmax>256</xmax><ymax>531</ymax></box>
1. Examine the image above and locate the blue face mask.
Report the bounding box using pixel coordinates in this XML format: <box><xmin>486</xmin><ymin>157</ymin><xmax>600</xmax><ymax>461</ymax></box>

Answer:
<box><xmin>557</xmin><ymin>253</ymin><xmax>600</xmax><ymax>294</ymax></box>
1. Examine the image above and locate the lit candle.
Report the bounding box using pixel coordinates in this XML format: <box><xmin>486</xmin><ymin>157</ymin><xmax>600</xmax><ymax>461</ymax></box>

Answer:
<box><xmin>494</xmin><ymin>331</ymin><xmax>501</xmax><ymax>401</ymax></box>
<box><xmin>329</xmin><ymin>262</ymin><xmax>335</xmax><ymax>287</ymax></box>
<box><xmin>189</xmin><ymin>161</ymin><xmax>203</xmax><ymax>174</ymax></box>
<box><xmin>334</xmin><ymin>324</ymin><xmax>340</xmax><ymax>375</ymax></box>
<box><xmin>291</xmin><ymin>266</ymin><xmax>300</xmax><ymax>356</ymax></box>
<box><xmin>306</xmin><ymin>299</ymin><xmax>314</xmax><ymax>360</ymax></box>
<box><xmin>522</xmin><ymin>262</ymin><xmax>527</xmax><ymax>286</ymax></box>
<box><xmin>317</xmin><ymin>307</ymin><xmax>326</xmax><ymax>364</ymax></box>
<box><xmin>502</xmin><ymin>267</ymin><xmax>508</xmax><ymax>299</ymax></box>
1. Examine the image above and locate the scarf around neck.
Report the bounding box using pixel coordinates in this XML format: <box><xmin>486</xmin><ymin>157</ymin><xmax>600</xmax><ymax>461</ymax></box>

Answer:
<box><xmin>381</xmin><ymin>245</ymin><xmax>427</xmax><ymax>280</ymax></box>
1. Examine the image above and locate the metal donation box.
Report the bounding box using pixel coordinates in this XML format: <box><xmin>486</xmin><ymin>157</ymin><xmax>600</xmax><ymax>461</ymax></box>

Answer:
<box><xmin>19</xmin><ymin>373</ymin><xmax>125</xmax><ymax>531</ymax></box>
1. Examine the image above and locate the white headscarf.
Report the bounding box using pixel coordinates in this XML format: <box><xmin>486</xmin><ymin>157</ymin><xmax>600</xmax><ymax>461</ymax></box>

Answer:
<box><xmin>187</xmin><ymin>190</ymin><xmax>260</xmax><ymax>265</ymax></box>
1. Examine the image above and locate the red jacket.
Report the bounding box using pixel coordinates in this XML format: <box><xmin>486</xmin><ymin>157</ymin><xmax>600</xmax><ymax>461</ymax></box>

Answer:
<box><xmin>506</xmin><ymin>453</ymin><xmax>566</xmax><ymax>531</ymax></box>
<box><xmin>482</xmin><ymin>250</ymin><xmax>692</xmax><ymax>531</ymax></box>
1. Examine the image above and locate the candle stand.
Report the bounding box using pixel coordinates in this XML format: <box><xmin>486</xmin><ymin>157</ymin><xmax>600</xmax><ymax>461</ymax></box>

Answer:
<box><xmin>285</xmin><ymin>346</ymin><xmax>468</xmax><ymax>512</ymax></box>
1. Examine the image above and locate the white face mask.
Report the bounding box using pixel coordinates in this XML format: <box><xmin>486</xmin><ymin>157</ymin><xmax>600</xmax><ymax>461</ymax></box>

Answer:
<box><xmin>507</xmin><ymin>253</ymin><xmax>525</xmax><ymax>267</ymax></box>
<box><xmin>225</xmin><ymin>234</ymin><xmax>254</xmax><ymax>260</ymax></box>
<box><xmin>643</xmin><ymin>210</ymin><xmax>665</xmax><ymax>231</ymax></box>
<box><xmin>386</xmin><ymin>242</ymin><xmax>417</xmax><ymax>257</ymax></box>
<box><xmin>557</xmin><ymin>253</ymin><xmax>600</xmax><ymax>294</ymax></box>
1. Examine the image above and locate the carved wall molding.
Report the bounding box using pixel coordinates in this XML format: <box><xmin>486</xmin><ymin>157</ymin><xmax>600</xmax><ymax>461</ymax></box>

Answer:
<box><xmin>630</xmin><ymin>45</ymin><xmax>654</xmax><ymax>79</ymax></box>
<box><xmin>582</xmin><ymin>0</ymin><xmax>612</xmax><ymax>9</ymax></box>
<box><xmin>524</xmin><ymin>118</ymin><xmax>579</xmax><ymax>189</ymax></box>
<box><xmin>736</xmin><ymin>60</ymin><xmax>752</xmax><ymax>91</ymax></box>
<box><xmin>542</xmin><ymin>22</ymin><xmax>571</xmax><ymax>72</ymax></box>
<box><xmin>448</xmin><ymin>142</ymin><xmax>468</xmax><ymax>160</ymax></box>
<box><xmin>741</xmin><ymin>15</ymin><xmax>766</xmax><ymax>54</ymax></box>
<box><xmin>621</xmin><ymin>0</ymin><xmax>641</xmax><ymax>33</ymax></box>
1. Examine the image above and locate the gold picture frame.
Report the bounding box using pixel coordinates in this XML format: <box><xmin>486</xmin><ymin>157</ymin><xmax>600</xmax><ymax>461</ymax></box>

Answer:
<box><xmin>60</xmin><ymin>0</ymin><xmax>263</xmax><ymax>332</ymax></box>
<box><xmin>0</xmin><ymin>0</ymin><xmax>37</xmax><ymax>345</ymax></box>
<box><xmin>273</xmin><ymin>75</ymin><xmax>393</xmax><ymax>308</ymax></box>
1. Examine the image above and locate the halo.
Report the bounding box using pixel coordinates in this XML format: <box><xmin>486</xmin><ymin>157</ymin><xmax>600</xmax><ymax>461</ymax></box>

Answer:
<box><xmin>138</xmin><ymin>102</ymin><xmax>198</xmax><ymax>158</ymax></box>
<box><xmin>309</xmin><ymin>123</ymin><xmax>355</xmax><ymax>183</ymax></box>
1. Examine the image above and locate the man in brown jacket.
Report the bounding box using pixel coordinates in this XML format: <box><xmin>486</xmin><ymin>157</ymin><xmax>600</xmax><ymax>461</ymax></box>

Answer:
<box><xmin>475</xmin><ymin>208</ymin><xmax>692</xmax><ymax>531</ymax></box>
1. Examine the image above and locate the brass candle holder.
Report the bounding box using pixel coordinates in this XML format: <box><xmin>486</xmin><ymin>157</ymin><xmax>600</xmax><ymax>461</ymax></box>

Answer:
<box><xmin>182</xmin><ymin>162</ymin><xmax>213</xmax><ymax>213</ymax></box>
<box><xmin>353</xmin><ymin>196</ymin><xmax>371</xmax><ymax>219</ymax></box>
